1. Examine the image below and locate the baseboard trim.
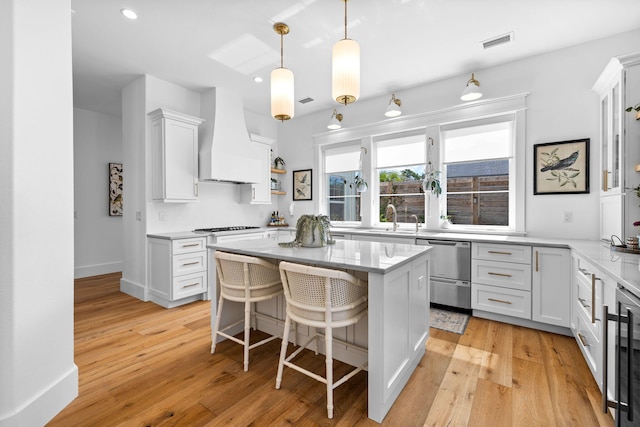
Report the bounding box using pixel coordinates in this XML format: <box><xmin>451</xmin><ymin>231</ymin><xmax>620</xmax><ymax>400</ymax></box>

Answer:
<box><xmin>0</xmin><ymin>364</ymin><xmax>78</xmax><ymax>427</ymax></box>
<box><xmin>75</xmin><ymin>261</ymin><xmax>123</xmax><ymax>279</ymax></box>
<box><xmin>472</xmin><ymin>310</ymin><xmax>572</xmax><ymax>336</ymax></box>
<box><xmin>120</xmin><ymin>277</ymin><xmax>147</xmax><ymax>301</ymax></box>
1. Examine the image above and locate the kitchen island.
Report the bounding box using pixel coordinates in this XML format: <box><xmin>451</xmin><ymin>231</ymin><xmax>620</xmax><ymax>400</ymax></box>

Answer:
<box><xmin>208</xmin><ymin>238</ymin><xmax>432</xmax><ymax>423</ymax></box>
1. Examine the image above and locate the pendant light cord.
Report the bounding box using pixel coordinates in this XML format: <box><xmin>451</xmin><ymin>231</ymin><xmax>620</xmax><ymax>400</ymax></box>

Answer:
<box><xmin>280</xmin><ymin>33</ymin><xmax>284</xmax><ymax>68</ymax></box>
<box><xmin>344</xmin><ymin>0</ymin><xmax>348</xmax><ymax>40</ymax></box>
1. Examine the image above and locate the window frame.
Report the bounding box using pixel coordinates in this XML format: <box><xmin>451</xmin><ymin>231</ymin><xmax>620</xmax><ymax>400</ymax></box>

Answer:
<box><xmin>439</xmin><ymin>114</ymin><xmax>518</xmax><ymax>232</ymax></box>
<box><xmin>314</xmin><ymin>93</ymin><xmax>527</xmax><ymax>234</ymax></box>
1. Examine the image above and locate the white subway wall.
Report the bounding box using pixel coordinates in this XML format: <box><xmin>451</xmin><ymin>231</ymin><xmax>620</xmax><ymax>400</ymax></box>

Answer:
<box><xmin>275</xmin><ymin>29</ymin><xmax>640</xmax><ymax>240</ymax></box>
<box><xmin>74</xmin><ymin>108</ymin><xmax>124</xmax><ymax>278</ymax></box>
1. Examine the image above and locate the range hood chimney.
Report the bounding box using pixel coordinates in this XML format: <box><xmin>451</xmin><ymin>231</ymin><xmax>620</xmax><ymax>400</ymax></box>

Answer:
<box><xmin>198</xmin><ymin>87</ymin><xmax>260</xmax><ymax>183</ymax></box>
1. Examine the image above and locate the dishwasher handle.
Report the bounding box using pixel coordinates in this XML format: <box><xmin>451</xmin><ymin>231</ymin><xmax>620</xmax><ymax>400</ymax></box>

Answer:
<box><xmin>417</xmin><ymin>239</ymin><xmax>470</xmax><ymax>249</ymax></box>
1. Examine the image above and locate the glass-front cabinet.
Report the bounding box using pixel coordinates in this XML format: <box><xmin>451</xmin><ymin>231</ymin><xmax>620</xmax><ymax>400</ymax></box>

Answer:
<box><xmin>593</xmin><ymin>52</ymin><xmax>640</xmax><ymax>241</ymax></box>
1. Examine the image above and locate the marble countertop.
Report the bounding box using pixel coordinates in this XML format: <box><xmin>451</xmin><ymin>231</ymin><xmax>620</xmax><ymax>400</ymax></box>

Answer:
<box><xmin>208</xmin><ymin>238</ymin><xmax>431</xmax><ymax>274</ymax></box>
<box><xmin>149</xmin><ymin>225</ymin><xmax>640</xmax><ymax>297</ymax></box>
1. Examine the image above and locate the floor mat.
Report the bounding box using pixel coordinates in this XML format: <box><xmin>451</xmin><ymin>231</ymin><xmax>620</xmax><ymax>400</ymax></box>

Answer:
<box><xmin>429</xmin><ymin>308</ymin><xmax>470</xmax><ymax>334</ymax></box>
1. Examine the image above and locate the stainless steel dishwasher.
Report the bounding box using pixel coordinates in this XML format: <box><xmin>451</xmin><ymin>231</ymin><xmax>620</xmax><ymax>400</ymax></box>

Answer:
<box><xmin>416</xmin><ymin>239</ymin><xmax>471</xmax><ymax>310</ymax></box>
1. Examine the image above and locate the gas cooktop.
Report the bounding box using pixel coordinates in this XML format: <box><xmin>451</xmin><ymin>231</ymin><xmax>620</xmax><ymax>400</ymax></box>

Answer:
<box><xmin>193</xmin><ymin>226</ymin><xmax>260</xmax><ymax>233</ymax></box>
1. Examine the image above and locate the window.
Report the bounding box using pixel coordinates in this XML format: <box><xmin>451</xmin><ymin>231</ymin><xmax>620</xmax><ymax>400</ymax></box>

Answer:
<box><xmin>441</xmin><ymin>116</ymin><xmax>515</xmax><ymax>229</ymax></box>
<box><xmin>375</xmin><ymin>133</ymin><xmax>426</xmax><ymax>224</ymax></box>
<box><xmin>324</xmin><ymin>144</ymin><xmax>362</xmax><ymax>222</ymax></box>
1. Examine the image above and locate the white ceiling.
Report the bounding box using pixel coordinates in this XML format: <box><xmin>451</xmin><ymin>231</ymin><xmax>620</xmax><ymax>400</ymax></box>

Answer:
<box><xmin>71</xmin><ymin>0</ymin><xmax>640</xmax><ymax>118</ymax></box>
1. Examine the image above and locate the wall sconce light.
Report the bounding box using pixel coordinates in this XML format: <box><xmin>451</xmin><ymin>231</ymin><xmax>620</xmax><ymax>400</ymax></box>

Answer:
<box><xmin>327</xmin><ymin>109</ymin><xmax>343</xmax><ymax>130</ymax></box>
<box><xmin>460</xmin><ymin>73</ymin><xmax>482</xmax><ymax>101</ymax></box>
<box><xmin>385</xmin><ymin>94</ymin><xmax>402</xmax><ymax>117</ymax></box>
<box><xmin>332</xmin><ymin>0</ymin><xmax>360</xmax><ymax>105</ymax></box>
<box><xmin>271</xmin><ymin>22</ymin><xmax>294</xmax><ymax>121</ymax></box>
<box><xmin>635</xmin><ymin>164</ymin><xmax>640</xmax><ymax>172</ymax></box>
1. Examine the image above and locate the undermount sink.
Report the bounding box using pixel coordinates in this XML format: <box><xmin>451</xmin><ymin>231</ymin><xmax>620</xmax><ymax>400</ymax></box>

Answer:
<box><xmin>362</xmin><ymin>228</ymin><xmax>418</xmax><ymax>235</ymax></box>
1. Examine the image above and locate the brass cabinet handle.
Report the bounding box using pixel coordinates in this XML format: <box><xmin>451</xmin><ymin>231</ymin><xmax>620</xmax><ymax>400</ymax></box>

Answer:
<box><xmin>182</xmin><ymin>261</ymin><xmax>200</xmax><ymax>266</ymax></box>
<box><xmin>603</xmin><ymin>170</ymin><xmax>608</xmax><ymax>192</ymax></box>
<box><xmin>535</xmin><ymin>250</ymin><xmax>539</xmax><ymax>272</ymax></box>
<box><xmin>578</xmin><ymin>333</ymin><xmax>588</xmax><ymax>347</ymax></box>
<box><xmin>181</xmin><ymin>243</ymin><xmax>200</xmax><ymax>248</ymax></box>
<box><xmin>183</xmin><ymin>282</ymin><xmax>201</xmax><ymax>288</ymax></box>
<box><xmin>488</xmin><ymin>250</ymin><xmax>512</xmax><ymax>255</ymax></box>
<box><xmin>488</xmin><ymin>298</ymin><xmax>512</xmax><ymax>305</ymax></box>
<box><xmin>488</xmin><ymin>272</ymin><xmax>513</xmax><ymax>278</ymax></box>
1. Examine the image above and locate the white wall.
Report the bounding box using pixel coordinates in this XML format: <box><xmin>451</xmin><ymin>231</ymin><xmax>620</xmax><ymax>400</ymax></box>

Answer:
<box><xmin>0</xmin><ymin>0</ymin><xmax>78</xmax><ymax>425</ymax></box>
<box><xmin>74</xmin><ymin>108</ymin><xmax>124</xmax><ymax>278</ymax></box>
<box><xmin>275</xmin><ymin>29</ymin><xmax>640</xmax><ymax>240</ymax></box>
<box><xmin>120</xmin><ymin>75</ymin><xmax>279</xmax><ymax>300</ymax></box>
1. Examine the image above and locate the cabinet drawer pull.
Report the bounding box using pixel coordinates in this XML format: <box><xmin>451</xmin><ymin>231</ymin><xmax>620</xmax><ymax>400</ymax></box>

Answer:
<box><xmin>591</xmin><ymin>274</ymin><xmax>597</xmax><ymax>323</ymax></box>
<box><xmin>488</xmin><ymin>298</ymin><xmax>512</xmax><ymax>305</ymax></box>
<box><xmin>181</xmin><ymin>243</ymin><xmax>200</xmax><ymax>248</ymax></box>
<box><xmin>183</xmin><ymin>282</ymin><xmax>201</xmax><ymax>288</ymax></box>
<box><xmin>488</xmin><ymin>250</ymin><xmax>512</xmax><ymax>255</ymax></box>
<box><xmin>488</xmin><ymin>272</ymin><xmax>512</xmax><ymax>278</ymax></box>
<box><xmin>182</xmin><ymin>261</ymin><xmax>200</xmax><ymax>266</ymax></box>
<box><xmin>577</xmin><ymin>333</ymin><xmax>588</xmax><ymax>347</ymax></box>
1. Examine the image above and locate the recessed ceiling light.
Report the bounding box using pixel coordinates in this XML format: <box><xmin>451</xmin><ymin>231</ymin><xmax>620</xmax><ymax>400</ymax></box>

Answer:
<box><xmin>253</xmin><ymin>76</ymin><xmax>263</xmax><ymax>83</ymax></box>
<box><xmin>120</xmin><ymin>8</ymin><xmax>138</xmax><ymax>20</ymax></box>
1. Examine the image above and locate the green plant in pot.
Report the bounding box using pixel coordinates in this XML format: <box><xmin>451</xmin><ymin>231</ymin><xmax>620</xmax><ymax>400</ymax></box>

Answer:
<box><xmin>279</xmin><ymin>214</ymin><xmax>335</xmax><ymax>248</ymax></box>
<box><xmin>352</xmin><ymin>174</ymin><xmax>368</xmax><ymax>192</ymax></box>
<box><xmin>274</xmin><ymin>156</ymin><xmax>286</xmax><ymax>169</ymax></box>
<box><xmin>422</xmin><ymin>137</ymin><xmax>442</xmax><ymax>197</ymax></box>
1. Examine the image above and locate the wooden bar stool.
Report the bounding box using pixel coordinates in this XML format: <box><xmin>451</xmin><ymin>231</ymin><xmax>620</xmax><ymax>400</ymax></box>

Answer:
<box><xmin>275</xmin><ymin>261</ymin><xmax>368</xmax><ymax>419</ymax></box>
<box><xmin>212</xmin><ymin>251</ymin><xmax>283</xmax><ymax>371</ymax></box>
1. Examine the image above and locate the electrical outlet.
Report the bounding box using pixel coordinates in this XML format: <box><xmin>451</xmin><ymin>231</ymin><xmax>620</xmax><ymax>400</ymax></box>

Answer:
<box><xmin>562</xmin><ymin>211</ymin><xmax>573</xmax><ymax>223</ymax></box>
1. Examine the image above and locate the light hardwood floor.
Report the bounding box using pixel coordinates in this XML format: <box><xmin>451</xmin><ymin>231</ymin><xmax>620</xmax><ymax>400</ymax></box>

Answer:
<box><xmin>47</xmin><ymin>272</ymin><xmax>613</xmax><ymax>426</ymax></box>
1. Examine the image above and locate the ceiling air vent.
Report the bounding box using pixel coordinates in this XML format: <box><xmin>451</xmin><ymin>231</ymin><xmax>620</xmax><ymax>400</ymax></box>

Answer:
<box><xmin>298</xmin><ymin>97</ymin><xmax>314</xmax><ymax>104</ymax></box>
<box><xmin>481</xmin><ymin>32</ymin><xmax>514</xmax><ymax>49</ymax></box>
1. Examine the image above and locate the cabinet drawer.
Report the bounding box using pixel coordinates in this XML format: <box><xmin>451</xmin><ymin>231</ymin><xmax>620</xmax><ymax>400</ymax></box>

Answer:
<box><xmin>574</xmin><ymin>309</ymin><xmax>600</xmax><ymax>380</ymax></box>
<box><xmin>173</xmin><ymin>251</ymin><xmax>206</xmax><ymax>276</ymax></box>
<box><xmin>472</xmin><ymin>283</ymin><xmax>531</xmax><ymax>319</ymax></box>
<box><xmin>472</xmin><ymin>243</ymin><xmax>531</xmax><ymax>264</ymax></box>
<box><xmin>172</xmin><ymin>237</ymin><xmax>207</xmax><ymax>254</ymax></box>
<box><xmin>173</xmin><ymin>271</ymin><xmax>207</xmax><ymax>299</ymax></box>
<box><xmin>472</xmin><ymin>259</ymin><xmax>532</xmax><ymax>291</ymax></box>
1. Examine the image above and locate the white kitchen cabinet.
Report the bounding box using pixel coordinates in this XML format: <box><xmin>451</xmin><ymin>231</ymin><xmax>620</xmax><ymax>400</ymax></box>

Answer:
<box><xmin>592</xmin><ymin>52</ymin><xmax>640</xmax><ymax>240</ymax></box>
<box><xmin>242</xmin><ymin>134</ymin><xmax>274</xmax><ymax>204</ymax></box>
<box><xmin>148</xmin><ymin>236</ymin><xmax>207</xmax><ymax>308</ymax></box>
<box><xmin>570</xmin><ymin>251</ymin><xmax>618</xmax><ymax>395</ymax></box>
<box><xmin>532</xmin><ymin>247</ymin><xmax>571</xmax><ymax>327</ymax></box>
<box><xmin>149</xmin><ymin>108</ymin><xmax>203</xmax><ymax>202</ymax></box>
<box><xmin>472</xmin><ymin>243</ymin><xmax>532</xmax><ymax>321</ymax></box>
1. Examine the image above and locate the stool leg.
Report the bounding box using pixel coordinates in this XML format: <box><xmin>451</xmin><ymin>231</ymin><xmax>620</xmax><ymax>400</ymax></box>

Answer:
<box><xmin>211</xmin><ymin>295</ymin><xmax>225</xmax><ymax>354</ymax></box>
<box><xmin>243</xmin><ymin>298</ymin><xmax>251</xmax><ymax>372</ymax></box>
<box><xmin>325</xmin><ymin>325</ymin><xmax>334</xmax><ymax>419</ymax></box>
<box><xmin>275</xmin><ymin>315</ymin><xmax>292</xmax><ymax>389</ymax></box>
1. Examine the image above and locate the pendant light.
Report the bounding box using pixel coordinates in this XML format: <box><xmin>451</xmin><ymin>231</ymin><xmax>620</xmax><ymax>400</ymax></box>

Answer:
<box><xmin>460</xmin><ymin>73</ymin><xmax>482</xmax><ymax>101</ymax></box>
<box><xmin>327</xmin><ymin>109</ymin><xmax>343</xmax><ymax>130</ymax></box>
<box><xmin>332</xmin><ymin>0</ymin><xmax>360</xmax><ymax>105</ymax></box>
<box><xmin>384</xmin><ymin>94</ymin><xmax>402</xmax><ymax>117</ymax></box>
<box><xmin>271</xmin><ymin>23</ymin><xmax>294</xmax><ymax>121</ymax></box>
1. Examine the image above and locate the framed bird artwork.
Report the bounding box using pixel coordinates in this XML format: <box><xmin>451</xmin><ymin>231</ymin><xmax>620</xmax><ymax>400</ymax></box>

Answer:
<box><xmin>293</xmin><ymin>169</ymin><xmax>312</xmax><ymax>201</ymax></box>
<box><xmin>534</xmin><ymin>138</ymin><xmax>589</xmax><ymax>195</ymax></box>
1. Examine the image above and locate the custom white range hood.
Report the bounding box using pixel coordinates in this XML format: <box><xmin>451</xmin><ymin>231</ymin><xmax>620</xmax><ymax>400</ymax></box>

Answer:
<box><xmin>198</xmin><ymin>87</ymin><xmax>260</xmax><ymax>184</ymax></box>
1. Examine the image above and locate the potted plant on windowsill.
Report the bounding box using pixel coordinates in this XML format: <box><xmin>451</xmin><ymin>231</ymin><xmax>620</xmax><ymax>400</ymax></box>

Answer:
<box><xmin>279</xmin><ymin>214</ymin><xmax>335</xmax><ymax>247</ymax></box>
